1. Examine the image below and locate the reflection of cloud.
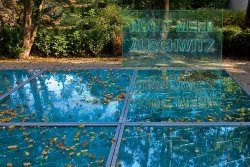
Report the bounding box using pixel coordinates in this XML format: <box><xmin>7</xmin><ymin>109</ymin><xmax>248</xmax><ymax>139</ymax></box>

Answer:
<box><xmin>46</xmin><ymin>77</ymin><xmax>63</xmax><ymax>94</ymax></box>
<box><xmin>100</xmin><ymin>101</ymin><xmax>118</xmax><ymax>120</ymax></box>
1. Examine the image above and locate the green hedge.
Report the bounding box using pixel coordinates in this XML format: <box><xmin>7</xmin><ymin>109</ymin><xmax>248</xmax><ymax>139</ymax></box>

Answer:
<box><xmin>231</xmin><ymin>32</ymin><xmax>250</xmax><ymax>58</ymax></box>
<box><xmin>0</xmin><ymin>26</ymin><xmax>22</xmax><ymax>58</ymax></box>
<box><xmin>223</xmin><ymin>25</ymin><xmax>250</xmax><ymax>59</ymax></box>
<box><xmin>223</xmin><ymin>26</ymin><xmax>242</xmax><ymax>56</ymax></box>
<box><xmin>32</xmin><ymin>4</ymin><xmax>120</xmax><ymax>57</ymax></box>
<box><xmin>223</xmin><ymin>10</ymin><xmax>246</xmax><ymax>27</ymax></box>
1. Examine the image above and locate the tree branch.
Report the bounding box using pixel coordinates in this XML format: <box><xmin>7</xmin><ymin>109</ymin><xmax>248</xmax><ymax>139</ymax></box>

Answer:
<box><xmin>0</xmin><ymin>0</ymin><xmax>4</xmax><ymax>9</ymax></box>
<box><xmin>246</xmin><ymin>0</ymin><xmax>250</xmax><ymax>27</ymax></box>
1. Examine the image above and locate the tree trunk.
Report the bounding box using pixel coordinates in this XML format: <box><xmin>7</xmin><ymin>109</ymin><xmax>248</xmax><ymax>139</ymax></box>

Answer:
<box><xmin>164</xmin><ymin>0</ymin><xmax>170</xmax><ymax>11</ymax></box>
<box><xmin>18</xmin><ymin>0</ymin><xmax>43</xmax><ymax>59</ymax></box>
<box><xmin>0</xmin><ymin>0</ymin><xmax>3</xmax><ymax>8</ymax></box>
<box><xmin>161</xmin><ymin>0</ymin><xmax>170</xmax><ymax>40</ymax></box>
<box><xmin>246</xmin><ymin>0</ymin><xmax>250</xmax><ymax>27</ymax></box>
<box><xmin>18</xmin><ymin>0</ymin><xmax>33</xmax><ymax>59</ymax></box>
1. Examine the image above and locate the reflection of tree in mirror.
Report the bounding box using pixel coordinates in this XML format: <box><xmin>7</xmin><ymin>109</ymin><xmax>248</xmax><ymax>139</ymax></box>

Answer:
<box><xmin>0</xmin><ymin>70</ymin><xmax>133</xmax><ymax>123</ymax></box>
<box><xmin>118</xmin><ymin>126</ymin><xmax>250</xmax><ymax>167</ymax></box>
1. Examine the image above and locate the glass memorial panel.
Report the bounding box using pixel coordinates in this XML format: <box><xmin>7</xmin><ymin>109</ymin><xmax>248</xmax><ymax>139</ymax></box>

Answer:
<box><xmin>127</xmin><ymin>70</ymin><xmax>250</xmax><ymax>122</ymax></box>
<box><xmin>121</xmin><ymin>10</ymin><xmax>223</xmax><ymax>68</ymax></box>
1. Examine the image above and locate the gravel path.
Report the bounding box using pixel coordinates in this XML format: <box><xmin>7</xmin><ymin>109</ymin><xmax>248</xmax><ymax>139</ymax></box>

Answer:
<box><xmin>0</xmin><ymin>58</ymin><xmax>249</xmax><ymax>93</ymax></box>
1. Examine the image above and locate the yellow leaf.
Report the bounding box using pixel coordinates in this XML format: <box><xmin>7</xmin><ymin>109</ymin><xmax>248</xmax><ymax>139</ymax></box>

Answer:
<box><xmin>23</xmin><ymin>162</ymin><xmax>31</xmax><ymax>166</ymax></box>
<box><xmin>25</xmin><ymin>152</ymin><xmax>30</xmax><ymax>156</ymax></box>
<box><xmin>6</xmin><ymin>163</ymin><xmax>13</xmax><ymax>167</ymax></box>
<box><xmin>8</xmin><ymin>145</ymin><xmax>18</xmax><ymax>149</ymax></box>
<box><xmin>42</xmin><ymin>150</ymin><xmax>47</xmax><ymax>156</ymax></box>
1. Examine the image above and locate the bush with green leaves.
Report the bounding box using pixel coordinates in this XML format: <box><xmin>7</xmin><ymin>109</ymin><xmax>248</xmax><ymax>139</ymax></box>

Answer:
<box><xmin>33</xmin><ymin>3</ymin><xmax>121</xmax><ymax>57</ymax></box>
<box><xmin>231</xmin><ymin>32</ymin><xmax>250</xmax><ymax>59</ymax></box>
<box><xmin>0</xmin><ymin>26</ymin><xmax>22</xmax><ymax>58</ymax></box>
<box><xmin>67</xmin><ymin>30</ymin><xmax>86</xmax><ymax>56</ymax></box>
<box><xmin>75</xmin><ymin>4</ymin><xmax>121</xmax><ymax>56</ymax></box>
<box><xmin>34</xmin><ymin>29</ymin><xmax>53</xmax><ymax>56</ymax></box>
<box><xmin>223</xmin><ymin>25</ymin><xmax>242</xmax><ymax>56</ymax></box>
<box><xmin>34</xmin><ymin>29</ymin><xmax>69</xmax><ymax>57</ymax></box>
<box><xmin>223</xmin><ymin>10</ymin><xmax>246</xmax><ymax>28</ymax></box>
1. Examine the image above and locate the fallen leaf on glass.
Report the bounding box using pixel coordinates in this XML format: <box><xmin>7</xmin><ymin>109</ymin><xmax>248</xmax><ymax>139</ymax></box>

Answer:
<box><xmin>95</xmin><ymin>159</ymin><xmax>104</xmax><ymax>163</ymax></box>
<box><xmin>82</xmin><ymin>130</ymin><xmax>87</xmax><ymax>135</ymax></box>
<box><xmin>8</xmin><ymin>145</ymin><xmax>18</xmax><ymax>149</ymax></box>
<box><xmin>78</xmin><ymin>125</ymin><xmax>85</xmax><ymax>129</ymax></box>
<box><xmin>69</xmin><ymin>152</ymin><xmax>75</xmax><ymax>156</ymax></box>
<box><xmin>75</xmin><ymin>132</ymin><xmax>80</xmax><ymax>138</ymax></box>
<box><xmin>6</xmin><ymin>163</ymin><xmax>13</xmax><ymax>167</ymax></box>
<box><xmin>52</xmin><ymin>137</ymin><xmax>58</xmax><ymax>142</ymax></box>
<box><xmin>22</xmin><ymin>132</ymin><xmax>30</xmax><ymax>137</ymax></box>
<box><xmin>89</xmin><ymin>154</ymin><xmax>96</xmax><ymax>159</ymax></box>
<box><xmin>195</xmin><ymin>148</ymin><xmax>199</xmax><ymax>155</ymax></box>
<box><xmin>28</xmin><ymin>139</ymin><xmax>34</xmax><ymax>143</ymax></box>
<box><xmin>62</xmin><ymin>135</ymin><xmax>66</xmax><ymax>140</ymax></box>
<box><xmin>42</xmin><ymin>150</ymin><xmax>47</xmax><ymax>156</ymax></box>
<box><xmin>82</xmin><ymin>142</ymin><xmax>88</xmax><ymax>147</ymax></box>
<box><xmin>16</xmin><ymin>104</ymin><xmax>21</xmax><ymax>107</ymax></box>
<box><xmin>8</xmin><ymin>125</ymin><xmax>15</xmax><ymax>129</ymax></box>
<box><xmin>81</xmin><ymin>149</ymin><xmax>88</xmax><ymax>154</ymax></box>
<box><xmin>23</xmin><ymin>162</ymin><xmax>31</xmax><ymax>166</ymax></box>
<box><xmin>93</xmin><ymin>99</ymin><xmax>98</xmax><ymax>104</ymax></box>
<box><xmin>56</xmin><ymin>142</ymin><xmax>66</xmax><ymax>149</ymax></box>
<box><xmin>196</xmin><ymin>119</ymin><xmax>201</xmax><ymax>122</ymax></box>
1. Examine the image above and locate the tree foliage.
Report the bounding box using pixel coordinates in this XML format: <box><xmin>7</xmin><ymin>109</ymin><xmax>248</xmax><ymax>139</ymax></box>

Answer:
<box><xmin>0</xmin><ymin>0</ymin><xmax>246</xmax><ymax>58</ymax></box>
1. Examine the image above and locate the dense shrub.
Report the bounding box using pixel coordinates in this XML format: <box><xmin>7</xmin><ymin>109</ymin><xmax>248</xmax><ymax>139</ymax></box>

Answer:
<box><xmin>231</xmin><ymin>32</ymin><xmax>250</xmax><ymax>59</ymax></box>
<box><xmin>223</xmin><ymin>26</ymin><xmax>242</xmax><ymax>56</ymax></box>
<box><xmin>34</xmin><ymin>29</ymin><xmax>53</xmax><ymax>56</ymax></box>
<box><xmin>33</xmin><ymin>4</ymin><xmax>121</xmax><ymax>57</ymax></box>
<box><xmin>67</xmin><ymin>30</ymin><xmax>86</xmax><ymax>56</ymax></box>
<box><xmin>222</xmin><ymin>25</ymin><xmax>250</xmax><ymax>59</ymax></box>
<box><xmin>51</xmin><ymin>35</ymin><xmax>69</xmax><ymax>56</ymax></box>
<box><xmin>0</xmin><ymin>26</ymin><xmax>22</xmax><ymax>58</ymax></box>
<box><xmin>223</xmin><ymin>10</ymin><xmax>246</xmax><ymax>27</ymax></box>
<box><xmin>34</xmin><ymin>29</ymin><xmax>69</xmax><ymax>57</ymax></box>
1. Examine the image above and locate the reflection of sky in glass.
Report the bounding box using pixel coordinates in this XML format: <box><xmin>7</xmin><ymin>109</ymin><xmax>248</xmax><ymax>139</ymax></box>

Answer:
<box><xmin>0</xmin><ymin>70</ymin><xmax>36</xmax><ymax>96</ymax></box>
<box><xmin>0</xmin><ymin>69</ymin><xmax>250</xmax><ymax>166</ymax></box>
<box><xmin>0</xmin><ymin>70</ymin><xmax>132</xmax><ymax>123</ymax></box>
